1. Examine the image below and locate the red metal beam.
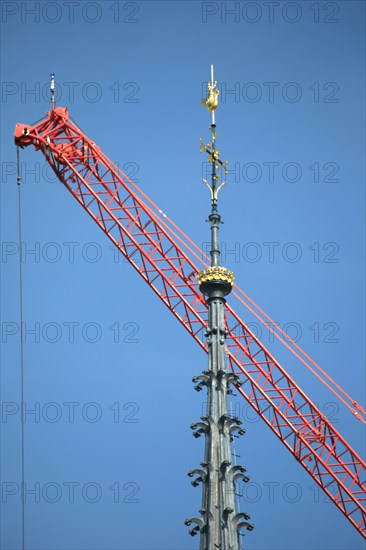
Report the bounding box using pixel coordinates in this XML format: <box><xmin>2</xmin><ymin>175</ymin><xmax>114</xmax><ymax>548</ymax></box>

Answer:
<box><xmin>14</xmin><ymin>107</ymin><xmax>366</xmax><ymax>538</ymax></box>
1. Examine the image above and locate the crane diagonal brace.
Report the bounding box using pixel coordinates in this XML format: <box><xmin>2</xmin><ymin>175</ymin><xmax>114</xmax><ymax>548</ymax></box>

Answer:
<box><xmin>14</xmin><ymin>107</ymin><xmax>366</xmax><ymax>538</ymax></box>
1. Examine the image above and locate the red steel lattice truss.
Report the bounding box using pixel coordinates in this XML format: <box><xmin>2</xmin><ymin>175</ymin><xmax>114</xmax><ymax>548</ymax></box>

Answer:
<box><xmin>14</xmin><ymin>107</ymin><xmax>366</xmax><ymax>538</ymax></box>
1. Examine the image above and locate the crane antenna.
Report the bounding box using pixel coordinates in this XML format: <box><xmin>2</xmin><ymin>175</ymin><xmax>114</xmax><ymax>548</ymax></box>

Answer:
<box><xmin>16</xmin><ymin>146</ymin><xmax>25</xmax><ymax>550</ymax></box>
<box><xmin>50</xmin><ymin>74</ymin><xmax>55</xmax><ymax>111</ymax></box>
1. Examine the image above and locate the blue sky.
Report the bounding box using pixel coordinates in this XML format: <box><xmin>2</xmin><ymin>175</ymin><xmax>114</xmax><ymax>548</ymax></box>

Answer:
<box><xmin>1</xmin><ymin>1</ymin><xmax>365</xmax><ymax>549</ymax></box>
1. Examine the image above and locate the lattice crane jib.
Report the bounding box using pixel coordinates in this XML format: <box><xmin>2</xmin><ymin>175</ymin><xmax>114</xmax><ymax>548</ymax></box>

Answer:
<box><xmin>13</xmin><ymin>73</ymin><xmax>366</xmax><ymax>540</ymax></box>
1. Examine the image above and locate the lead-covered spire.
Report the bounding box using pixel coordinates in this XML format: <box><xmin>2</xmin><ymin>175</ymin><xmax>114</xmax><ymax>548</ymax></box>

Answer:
<box><xmin>185</xmin><ymin>66</ymin><xmax>253</xmax><ymax>549</ymax></box>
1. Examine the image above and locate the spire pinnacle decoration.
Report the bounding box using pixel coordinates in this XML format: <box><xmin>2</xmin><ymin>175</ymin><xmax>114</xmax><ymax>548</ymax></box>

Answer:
<box><xmin>200</xmin><ymin>65</ymin><xmax>228</xmax><ymax>208</ymax></box>
<box><xmin>199</xmin><ymin>65</ymin><xmax>230</xmax><ymax>275</ymax></box>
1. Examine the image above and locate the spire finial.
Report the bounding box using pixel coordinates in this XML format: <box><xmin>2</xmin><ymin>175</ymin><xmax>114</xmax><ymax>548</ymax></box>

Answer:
<box><xmin>200</xmin><ymin>66</ymin><xmax>228</xmax><ymax>209</ymax></box>
<box><xmin>199</xmin><ymin>66</ymin><xmax>230</xmax><ymax>268</ymax></box>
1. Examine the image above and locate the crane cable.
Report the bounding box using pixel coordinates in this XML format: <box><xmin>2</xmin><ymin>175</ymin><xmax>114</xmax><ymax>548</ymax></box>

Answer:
<box><xmin>16</xmin><ymin>146</ymin><xmax>25</xmax><ymax>550</ymax></box>
<box><xmin>109</xmin><ymin>162</ymin><xmax>365</xmax><ymax>424</ymax></box>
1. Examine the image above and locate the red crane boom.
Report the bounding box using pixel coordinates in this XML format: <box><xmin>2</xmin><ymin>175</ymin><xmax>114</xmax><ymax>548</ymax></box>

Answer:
<box><xmin>14</xmin><ymin>106</ymin><xmax>366</xmax><ymax>538</ymax></box>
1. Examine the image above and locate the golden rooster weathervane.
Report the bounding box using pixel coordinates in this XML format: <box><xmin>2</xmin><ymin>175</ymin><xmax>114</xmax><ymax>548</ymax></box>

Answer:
<box><xmin>201</xmin><ymin>64</ymin><xmax>220</xmax><ymax>125</ymax></box>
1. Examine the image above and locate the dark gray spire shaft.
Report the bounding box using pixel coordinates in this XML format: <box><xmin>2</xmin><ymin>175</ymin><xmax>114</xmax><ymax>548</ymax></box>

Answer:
<box><xmin>185</xmin><ymin>66</ymin><xmax>253</xmax><ymax>548</ymax></box>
